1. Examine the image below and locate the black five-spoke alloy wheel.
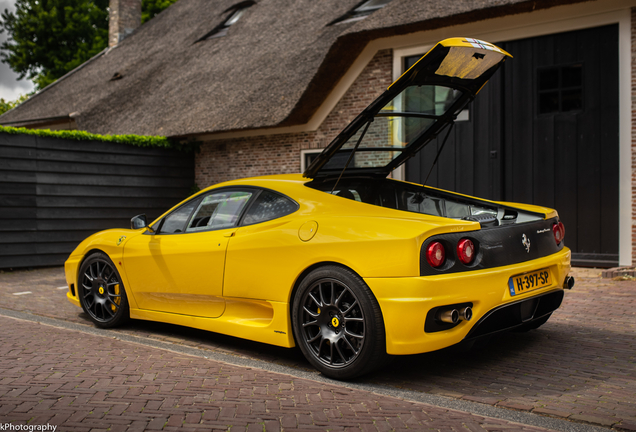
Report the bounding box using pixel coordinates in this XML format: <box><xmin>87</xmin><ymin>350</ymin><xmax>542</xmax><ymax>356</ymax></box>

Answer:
<box><xmin>78</xmin><ymin>252</ymin><xmax>129</xmax><ymax>328</ymax></box>
<box><xmin>292</xmin><ymin>266</ymin><xmax>388</xmax><ymax>379</ymax></box>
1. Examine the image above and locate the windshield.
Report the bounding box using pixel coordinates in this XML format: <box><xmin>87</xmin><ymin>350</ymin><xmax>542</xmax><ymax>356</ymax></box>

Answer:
<box><xmin>322</xmin><ymin>85</ymin><xmax>464</xmax><ymax>171</ymax></box>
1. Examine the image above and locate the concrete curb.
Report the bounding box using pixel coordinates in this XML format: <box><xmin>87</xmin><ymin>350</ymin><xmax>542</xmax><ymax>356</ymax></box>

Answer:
<box><xmin>601</xmin><ymin>267</ymin><xmax>636</xmax><ymax>279</ymax></box>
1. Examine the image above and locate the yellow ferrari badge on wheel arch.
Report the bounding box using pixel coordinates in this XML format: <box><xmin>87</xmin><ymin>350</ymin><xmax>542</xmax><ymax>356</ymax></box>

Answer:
<box><xmin>117</xmin><ymin>236</ymin><xmax>126</xmax><ymax>246</ymax></box>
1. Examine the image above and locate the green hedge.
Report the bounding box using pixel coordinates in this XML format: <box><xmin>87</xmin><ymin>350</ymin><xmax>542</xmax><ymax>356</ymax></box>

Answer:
<box><xmin>0</xmin><ymin>125</ymin><xmax>194</xmax><ymax>152</ymax></box>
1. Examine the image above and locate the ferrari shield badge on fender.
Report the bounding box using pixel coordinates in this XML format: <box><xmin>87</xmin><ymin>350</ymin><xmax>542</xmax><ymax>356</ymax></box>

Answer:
<box><xmin>117</xmin><ymin>236</ymin><xmax>126</xmax><ymax>246</ymax></box>
<box><xmin>522</xmin><ymin>234</ymin><xmax>531</xmax><ymax>253</ymax></box>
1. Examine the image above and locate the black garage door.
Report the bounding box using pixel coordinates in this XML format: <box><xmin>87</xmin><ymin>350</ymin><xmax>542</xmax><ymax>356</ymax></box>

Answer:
<box><xmin>405</xmin><ymin>25</ymin><xmax>619</xmax><ymax>267</ymax></box>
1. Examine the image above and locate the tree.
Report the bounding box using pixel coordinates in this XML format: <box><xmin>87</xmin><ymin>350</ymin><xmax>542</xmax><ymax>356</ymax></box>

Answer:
<box><xmin>142</xmin><ymin>0</ymin><xmax>178</xmax><ymax>24</ymax></box>
<box><xmin>0</xmin><ymin>0</ymin><xmax>177</xmax><ymax>90</ymax></box>
<box><xmin>0</xmin><ymin>93</ymin><xmax>30</xmax><ymax>115</ymax></box>
<box><xmin>0</xmin><ymin>0</ymin><xmax>109</xmax><ymax>89</ymax></box>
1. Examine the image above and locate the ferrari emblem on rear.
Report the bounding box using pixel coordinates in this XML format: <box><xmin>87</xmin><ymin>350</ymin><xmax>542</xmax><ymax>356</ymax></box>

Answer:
<box><xmin>117</xmin><ymin>236</ymin><xmax>126</xmax><ymax>246</ymax></box>
<box><xmin>522</xmin><ymin>234</ymin><xmax>531</xmax><ymax>253</ymax></box>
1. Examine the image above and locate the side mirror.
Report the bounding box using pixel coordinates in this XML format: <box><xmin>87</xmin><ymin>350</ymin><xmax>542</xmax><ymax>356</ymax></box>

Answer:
<box><xmin>131</xmin><ymin>214</ymin><xmax>152</xmax><ymax>231</ymax></box>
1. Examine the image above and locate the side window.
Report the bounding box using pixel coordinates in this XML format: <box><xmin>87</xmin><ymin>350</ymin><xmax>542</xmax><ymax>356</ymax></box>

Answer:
<box><xmin>242</xmin><ymin>190</ymin><xmax>298</xmax><ymax>225</ymax></box>
<box><xmin>157</xmin><ymin>199</ymin><xmax>199</xmax><ymax>234</ymax></box>
<box><xmin>186</xmin><ymin>190</ymin><xmax>252</xmax><ymax>232</ymax></box>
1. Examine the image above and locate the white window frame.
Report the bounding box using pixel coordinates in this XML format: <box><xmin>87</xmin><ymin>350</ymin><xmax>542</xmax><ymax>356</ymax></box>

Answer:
<box><xmin>300</xmin><ymin>149</ymin><xmax>323</xmax><ymax>172</ymax></box>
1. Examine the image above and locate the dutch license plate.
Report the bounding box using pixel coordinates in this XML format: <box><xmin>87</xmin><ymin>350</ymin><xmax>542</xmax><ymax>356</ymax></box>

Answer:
<box><xmin>508</xmin><ymin>269</ymin><xmax>551</xmax><ymax>296</ymax></box>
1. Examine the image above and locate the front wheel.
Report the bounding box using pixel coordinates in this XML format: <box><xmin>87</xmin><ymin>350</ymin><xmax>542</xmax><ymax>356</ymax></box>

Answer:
<box><xmin>292</xmin><ymin>266</ymin><xmax>388</xmax><ymax>380</ymax></box>
<box><xmin>78</xmin><ymin>252</ymin><xmax>130</xmax><ymax>328</ymax></box>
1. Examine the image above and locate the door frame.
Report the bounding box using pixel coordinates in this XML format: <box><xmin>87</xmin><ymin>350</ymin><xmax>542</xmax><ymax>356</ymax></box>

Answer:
<box><xmin>392</xmin><ymin>3</ymin><xmax>632</xmax><ymax>266</ymax></box>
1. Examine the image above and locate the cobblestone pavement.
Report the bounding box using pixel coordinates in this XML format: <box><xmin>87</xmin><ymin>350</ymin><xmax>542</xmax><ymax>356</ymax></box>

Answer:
<box><xmin>0</xmin><ymin>266</ymin><xmax>634</xmax><ymax>430</ymax></box>
<box><xmin>0</xmin><ymin>315</ymin><xmax>556</xmax><ymax>432</ymax></box>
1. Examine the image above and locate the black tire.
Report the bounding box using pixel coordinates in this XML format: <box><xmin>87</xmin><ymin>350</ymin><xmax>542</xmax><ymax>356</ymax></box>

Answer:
<box><xmin>514</xmin><ymin>313</ymin><xmax>552</xmax><ymax>332</ymax></box>
<box><xmin>291</xmin><ymin>265</ymin><xmax>388</xmax><ymax>380</ymax></box>
<box><xmin>78</xmin><ymin>252</ymin><xmax>130</xmax><ymax>328</ymax></box>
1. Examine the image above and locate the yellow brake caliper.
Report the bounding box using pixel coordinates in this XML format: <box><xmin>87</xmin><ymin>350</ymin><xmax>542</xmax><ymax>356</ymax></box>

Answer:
<box><xmin>112</xmin><ymin>284</ymin><xmax>121</xmax><ymax>312</ymax></box>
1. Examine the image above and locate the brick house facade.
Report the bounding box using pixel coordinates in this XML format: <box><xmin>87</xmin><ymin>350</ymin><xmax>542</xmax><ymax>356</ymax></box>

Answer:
<box><xmin>1</xmin><ymin>0</ymin><xmax>633</xmax><ymax>266</ymax></box>
<box><xmin>195</xmin><ymin>3</ymin><xmax>636</xmax><ymax>267</ymax></box>
<box><xmin>195</xmin><ymin>50</ymin><xmax>394</xmax><ymax>187</ymax></box>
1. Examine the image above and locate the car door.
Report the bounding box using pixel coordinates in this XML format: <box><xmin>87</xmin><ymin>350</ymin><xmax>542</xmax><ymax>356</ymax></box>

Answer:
<box><xmin>223</xmin><ymin>189</ymin><xmax>299</xmax><ymax>301</ymax></box>
<box><xmin>123</xmin><ymin>189</ymin><xmax>254</xmax><ymax>318</ymax></box>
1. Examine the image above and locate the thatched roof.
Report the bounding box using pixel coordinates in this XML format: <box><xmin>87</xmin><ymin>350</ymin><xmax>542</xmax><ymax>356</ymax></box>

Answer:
<box><xmin>0</xmin><ymin>0</ymin><xmax>587</xmax><ymax>138</ymax></box>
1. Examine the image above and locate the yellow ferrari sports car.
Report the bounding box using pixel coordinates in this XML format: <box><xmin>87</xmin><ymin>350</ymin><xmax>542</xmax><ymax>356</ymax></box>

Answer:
<box><xmin>65</xmin><ymin>38</ymin><xmax>573</xmax><ymax>379</ymax></box>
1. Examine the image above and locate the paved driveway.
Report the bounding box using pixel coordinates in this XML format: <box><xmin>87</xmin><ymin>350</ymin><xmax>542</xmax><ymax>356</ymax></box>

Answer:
<box><xmin>0</xmin><ymin>266</ymin><xmax>634</xmax><ymax>430</ymax></box>
<box><xmin>1</xmin><ymin>314</ymin><xmax>562</xmax><ymax>432</ymax></box>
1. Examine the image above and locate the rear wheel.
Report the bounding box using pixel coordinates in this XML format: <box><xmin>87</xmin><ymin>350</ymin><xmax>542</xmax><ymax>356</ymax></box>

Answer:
<box><xmin>78</xmin><ymin>252</ymin><xmax>129</xmax><ymax>328</ymax></box>
<box><xmin>292</xmin><ymin>266</ymin><xmax>388</xmax><ymax>380</ymax></box>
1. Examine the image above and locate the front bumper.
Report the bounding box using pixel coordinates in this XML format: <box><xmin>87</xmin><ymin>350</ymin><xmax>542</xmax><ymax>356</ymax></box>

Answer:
<box><xmin>365</xmin><ymin>248</ymin><xmax>571</xmax><ymax>355</ymax></box>
<box><xmin>64</xmin><ymin>255</ymin><xmax>82</xmax><ymax>308</ymax></box>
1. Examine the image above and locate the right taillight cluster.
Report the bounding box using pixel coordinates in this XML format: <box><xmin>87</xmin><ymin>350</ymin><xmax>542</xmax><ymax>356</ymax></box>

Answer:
<box><xmin>456</xmin><ymin>239</ymin><xmax>475</xmax><ymax>265</ymax></box>
<box><xmin>426</xmin><ymin>238</ymin><xmax>476</xmax><ymax>268</ymax></box>
<box><xmin>553</xmin><ymin>221</ymin><xmax>565</xmax><ymax>245</ymax></box>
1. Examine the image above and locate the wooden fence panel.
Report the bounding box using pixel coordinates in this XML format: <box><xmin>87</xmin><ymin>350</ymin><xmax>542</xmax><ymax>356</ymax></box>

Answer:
<box><xmin>0</xmin><ymin>133</ymin><xmax>194</xmax><ymax>268</ymax></box>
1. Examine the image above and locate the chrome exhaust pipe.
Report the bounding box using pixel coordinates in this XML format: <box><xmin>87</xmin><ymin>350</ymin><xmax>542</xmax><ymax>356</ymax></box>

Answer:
<box><xmin>563</xmin><ymin>276</ymin><xmax>575</xmax><ymax>290</ymax></box>
<box><xmin>438</xmin><ymin>309</ymin><xmax>459</xmax><ymax>324</ymax></box>
<box><xmin>438</xmin><ymin>306</ymin><xmax>472</xmax><ymax>324</ymax></box>
<box><xmin>459</xmin><ymin>306</ymin><xmax>472</xmax><ymax>321</ymax></box>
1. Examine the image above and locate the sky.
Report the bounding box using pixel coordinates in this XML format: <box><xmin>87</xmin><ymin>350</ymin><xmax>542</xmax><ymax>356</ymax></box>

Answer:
<box><xmin>0</xmin><ymin>0</ymin><xmax>35</xmax><ymax>101</ymax></box>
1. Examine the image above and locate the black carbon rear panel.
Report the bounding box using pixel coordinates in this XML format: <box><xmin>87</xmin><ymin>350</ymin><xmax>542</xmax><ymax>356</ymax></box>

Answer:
<box><xmin>420</xmin><ymin>217</ymin><xmax>564</xmax><ymax>275</ymax></box>
<box><xmin>464</xmin><ymin>290</ymin><xmax>564</xmax><ymax>339</ymax></box>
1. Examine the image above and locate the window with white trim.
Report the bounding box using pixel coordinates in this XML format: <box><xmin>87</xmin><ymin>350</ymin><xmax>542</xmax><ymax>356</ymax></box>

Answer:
<box><xmin>197</xmin><ymin>1</ymin><xmax>255</xmax><ymax>41</ymax></box>
<box><xmin>301</xmin><ymin>149</ymin><xmax>323</xmax><ymax>172</ymax></box>
<box><xmin>330</xmin><ymin>0</ymin><xmax>392</xmax><ymax>25</ymax></box>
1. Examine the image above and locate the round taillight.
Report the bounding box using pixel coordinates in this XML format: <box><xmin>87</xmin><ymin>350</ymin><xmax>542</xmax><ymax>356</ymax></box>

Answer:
<box><xmin>426</xmin><ymin>242</ymin><xmax>446</xmax><ymax>268</ymax></box>
<box><xmin>457</xmin><ymin>238</ymin><xmax>475</xmax><ymax>265</ymax></box>
<box><xmin>553</xmin><ymin>221</ymin><xmax>565</xmax><ymax>245</ymax></box>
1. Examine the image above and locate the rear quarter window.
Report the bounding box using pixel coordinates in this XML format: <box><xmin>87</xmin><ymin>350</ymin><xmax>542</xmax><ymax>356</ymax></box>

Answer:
<box><xmin>242</xmin><ymin>190</ymin><xmax>298</xmax><ymax>225</ymax></box>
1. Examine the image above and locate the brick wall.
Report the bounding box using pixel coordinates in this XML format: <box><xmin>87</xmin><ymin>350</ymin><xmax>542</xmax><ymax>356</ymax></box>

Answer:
<box><xmin>195</xmin><ymin>49</ymin><xmax>393</xmax><ymax>188</ymax></box>
<box><xmin>632</xmin><ymin>8</ymin><xmax>636</xmax><ymax>265</ymax></box>
<box><xmin>109</xmin><ymin>0</ymin><xmax>142</xmax><ymax>47</ymax></box>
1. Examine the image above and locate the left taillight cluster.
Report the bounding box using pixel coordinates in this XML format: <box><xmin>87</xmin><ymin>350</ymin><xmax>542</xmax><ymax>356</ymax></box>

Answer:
<box><xmin>426</xmin><ymin>238</ymin><xmax>476</xmax><ymax>268</ymax></box>
<box><xmin>426</xmin><ymin>242</ymin><xmax>446</xmax><ymax>267</ymax></box>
